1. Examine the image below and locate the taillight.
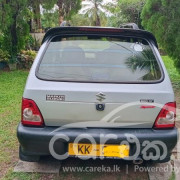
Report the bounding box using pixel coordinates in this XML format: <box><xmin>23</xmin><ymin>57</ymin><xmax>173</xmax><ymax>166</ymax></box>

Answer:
<box><xmin>21</xmin><ymin>98</ymin><xmax>44</xmax><ymax>126</ymax></box>
<box><xmin>153</xmin><ymin>102</ymin><xmax>176</xmax><ymax>129</ymax></box>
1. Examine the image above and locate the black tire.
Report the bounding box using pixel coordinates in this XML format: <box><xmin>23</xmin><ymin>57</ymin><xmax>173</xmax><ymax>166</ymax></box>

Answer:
<box><xmin>19</xmin><ymin>146</ymin><xmax>40</xmax><ymax>162</ymax></box>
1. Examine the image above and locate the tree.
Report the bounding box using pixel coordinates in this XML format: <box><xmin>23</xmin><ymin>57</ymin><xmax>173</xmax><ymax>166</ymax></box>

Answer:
<box><xmin>71</xmin><ymin>14</ymin><xmax>93</xmax><ymax>26</ymax></box>
<box><xmin>82</xmin><ymin>0</ymin><xmax>110</xmax><ymax>26</ymax></box>
<box><xmin>106</xmin><ymin>4</ymin><xmax>127</xmax><ymax>27</ymax></box>
<box><xmin>141</xmin><ymin>0</ymin><xmax>180</xmax><ymax>69</ymax></box>
<box><xmin>107</xmin><ymin>0</ymin><xmax>145</xmax><ymax>28</ymax></box>
<box><xmin>30</xmin><ymin>1</ymin><xmax>41</xmax><ymax>30</ymax></box>
<box><xmin>0</xmin><ymin>0</ymin><xmax>30</xmax><ymax>59</ymax></box>
<box><xmin>28</xmin><ymin>0</ymin><xmax>56</xmax><ymax>31</ymax></box>
<box><xmin>56</xmin><ymin>0</ymin><xmax>81</xmax><ymax>25</ymax></box>
<box><xmin>28</xmin><ymin>0</ymin><xmax>81</xmax><ymax>31</ymax></box>
<box><xmin>41</xmin><ymin>9</ymin><xmax>59</xmax><ymax>28</ymax></box>
<box><xmin>118</xmin><ymin>0</ymin><xmax>145</xmax><ymax>28</ymax></box>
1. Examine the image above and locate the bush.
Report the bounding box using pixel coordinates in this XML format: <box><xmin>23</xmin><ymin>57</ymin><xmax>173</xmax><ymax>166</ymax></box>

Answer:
<box><xmin>26</xmin><ymin>35</ymin><xmax>41</xmax><ymax>51</ymax></box>
<box><xmin>0</xmin><ymin>49</ymin><xmax>10</xmax><ymax>63</ymax></box>
<box><xmin>141</xmin><ymin>0</ymin><xmax>180</xmax><ymax>71</ymax></box>
<box><xmin>18</xmin><ymin>50</ymin><xmax>37</xmax><ymax>69</ymax></box>
<box><xmin>0</xmin><ymin>33</ymin><xmax>3</xmax><ymax>49</ymax></box>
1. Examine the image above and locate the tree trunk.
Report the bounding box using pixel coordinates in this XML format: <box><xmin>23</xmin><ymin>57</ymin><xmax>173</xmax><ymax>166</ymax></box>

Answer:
<box><xmin>96</xmin><ymin>15</ymin><xmax>101</xmax><ymax>26</ymax></box>
<box><xmin>28</xmin><ymin>19</ymin><xmax>33</xmax><ymax>33</ymax></box>
<box><xmin>95</xmin><ymin>2</ymin><xmax>101</xmax><ymax>26</ymax></box>
<box><xmin>57</xmin><ymin>0</ymin><xmax>64</xmax><ymax>25</ymax></box>
<box><xmin>33</xmin><ymin>2</ymin><xmax>41</xmax><ymax>30</ymax></box>
<box><xmin>11</xmin><ymin>14</ymin><xmax>18</xmax><ymax>57</ymax></box>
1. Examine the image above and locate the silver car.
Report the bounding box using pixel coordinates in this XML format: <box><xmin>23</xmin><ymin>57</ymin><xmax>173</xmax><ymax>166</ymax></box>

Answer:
<box><xmin>17</xmin><ymin>27</ymin><xmax>177</xmax><ymax>163</ymax></box>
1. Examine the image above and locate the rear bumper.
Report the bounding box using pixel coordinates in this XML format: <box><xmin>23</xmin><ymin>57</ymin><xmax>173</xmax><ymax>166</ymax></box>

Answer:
<box><xmin>17</xmin><ymin>123</ymin><xmax>178</xmax><ymax>160</ymax></box>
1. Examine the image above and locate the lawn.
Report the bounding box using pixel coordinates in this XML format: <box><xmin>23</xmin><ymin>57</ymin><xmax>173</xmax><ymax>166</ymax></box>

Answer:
<box><xmin>0</xmin><ymin>56</ymin><xmax>180</xmax><ymax>179</ymax></box>
<box><xmin>162</xmin><ymin>56</ymin><xmax>180</xmax><ymax>85</ymax></box>
<box><xmin>0</xmin><ymin>71</ymin><xmax>41</xmax><ymax>180</ymax></box>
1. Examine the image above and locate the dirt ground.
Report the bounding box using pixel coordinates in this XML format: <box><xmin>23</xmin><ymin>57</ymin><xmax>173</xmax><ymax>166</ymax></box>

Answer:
<box><xmin>58</xmin><ymin>158</ymin><xmax>149</xmax><ymax>180</ymax></box>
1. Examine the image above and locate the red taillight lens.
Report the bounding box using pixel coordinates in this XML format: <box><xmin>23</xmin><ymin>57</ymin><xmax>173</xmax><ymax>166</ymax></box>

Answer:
<box><xmin>153</xmin><ymin>102</ymin><xmax>176</xmax><ymax>129</ymax></box>
<box><xmin>21</xmin><ymin>98</ymin><xmax>44</xmax><ymax>126</ymax></box>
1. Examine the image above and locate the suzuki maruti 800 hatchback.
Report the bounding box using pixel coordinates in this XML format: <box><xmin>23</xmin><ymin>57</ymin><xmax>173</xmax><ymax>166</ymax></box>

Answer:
<box><xmin>17</xmin><ymin>27</ymin><xmax>177</xmax><ymax>163</ymax></box>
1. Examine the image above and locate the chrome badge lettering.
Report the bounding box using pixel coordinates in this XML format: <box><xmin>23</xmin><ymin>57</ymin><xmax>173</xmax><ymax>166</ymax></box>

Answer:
<box><xmin>46</xmin><ymin>95</ymin><xmax>65</xmax><ymax>101</ymax></box>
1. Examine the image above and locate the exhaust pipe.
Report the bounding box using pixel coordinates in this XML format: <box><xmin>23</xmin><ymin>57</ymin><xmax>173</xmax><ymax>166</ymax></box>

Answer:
<box><xmin>133</xmin><ymin>158</ymin><xmax>144</xmax><ymax>165</ymax></box>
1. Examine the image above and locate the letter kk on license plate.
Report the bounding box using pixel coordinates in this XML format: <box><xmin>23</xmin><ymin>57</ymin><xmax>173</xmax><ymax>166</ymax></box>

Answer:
<box><xmin>68</xmin><ymin>143</ymin><xmax>129</xmax><ymax>158</ymax></box>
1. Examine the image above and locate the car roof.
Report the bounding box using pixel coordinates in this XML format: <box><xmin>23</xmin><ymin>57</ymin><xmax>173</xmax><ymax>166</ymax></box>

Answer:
<box><xmin>42</xmin><ymin>26</ymin><xmax>158</xmax><ymax>48</ymax></box>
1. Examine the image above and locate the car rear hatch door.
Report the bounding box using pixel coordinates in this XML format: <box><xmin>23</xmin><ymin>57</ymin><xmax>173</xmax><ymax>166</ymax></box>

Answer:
<box><xmin>24</xmin><ymin>27</ymin><xmax>174</xmax><ymax>128</ymax></box>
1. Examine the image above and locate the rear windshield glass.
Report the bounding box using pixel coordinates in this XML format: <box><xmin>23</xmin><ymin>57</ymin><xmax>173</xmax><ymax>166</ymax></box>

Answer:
<box><xmin>37</xmin><ymin>36</ymin><xmax>162</xmax><ymax>83</ymax></box>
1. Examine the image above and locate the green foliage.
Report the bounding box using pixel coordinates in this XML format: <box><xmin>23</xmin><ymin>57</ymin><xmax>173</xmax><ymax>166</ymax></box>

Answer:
<box><xmin>56</xmin><ymin>0</ymin><xmax>82</xmax><ymax>21</ymax></box>
<box><xmin>62</xmin><ymin>0</ymin><xmax>82</xmax><ymax>20</ymax></box>
<box><xmin>108</xmin><ymin>0</ymin><xmax>145</xmax><ymax>28</ymax></box>
<box><xmin>141</xmin><ymin>0</ymin><xmax>180</xmax><ymax>70</ymax></box>
<box><xmin>26</xmin><ymin>35</ymin><xmax>35</xmax><ymax>50</ymax></box>
<box><xmin>168</xmin><ymin>172</ymin><xmax>175</xmax><ymax>180</ymax></box>
<box><xmin>29</xmin><ymin>0</ymin><xmax>57</xmax><ymax>30</ymax></box>
<box><xmin>107</xmin><ymin>14</ymin><xmax>127</xmax><ymax>28</ymax></box>
<box><xmin>162</xmin><ymin>56</ymin><xmax>180</xmax><ymax>82</ymax></box>
<box><xmin>82</xmin><ymin>0</ymin><xmax>110</xmax><ymax>26</ymax></box>
<box><xmin>71</xmin><ymin>14</ymin><xmax>93</xmax><ymax>26</ymax></box>
<box><xmin>0</xmin><ymin>33</ymin><xmax>3</xmax><ymax>49</ymax></box>
<box><xmin>0</xmin><ymin>0</ymin><xmax>31</xmax><ymax>59</ymax></box>
<box><xmin>18</xmin><ymin>50</ymin><xmax>37</xmax><ymax>69</ymax></box>
<box><xmin>40</xmin><ymin>0</ymin><xmax>81</xmax><ymax>27</ymax></box>
<box><xmin>41</xmin><ymin>9</ymin><xmax>59</xmax><ymax>28</ymax></box>
<box><xmin>8</xmin><ymin>56</ymin><xmax>18</xmax><ymax>65</ymax></box>
<box><xmin>0</xmin><ymin>48</ymin><xmax>18</xmax><ymax>65</ymax></box>
<box><xmin>26</xmin><ymin>35</ymin><xmax>41</xmax><ymax>51</ymax></box>
<box><xmin>162</xmin><ymin>56</ymin><xmax>180</xmax><ymax>89</ymax></box>
<box><xmin>100</xmin><ymin>13</ymin><xmax>108</xmax><ymax>27</ymax></box>
<box><xmin>119</xmin><ymin>0</ymin><xmax>146</xmax><ymax>28</ymax></box>
<box><xmin>126</xmin><ymin>49</ymin><xmax>161</xmax><ymax>80</ymax></box>
<box><xmin>41</xmin><ymin>0</ymin><xmax>57</xmax><ymax>10</ymax></box>
<box><xmin>0</xmin><ymin>49</ymin><xmax>10</xmax><ymax>63</ymax></box>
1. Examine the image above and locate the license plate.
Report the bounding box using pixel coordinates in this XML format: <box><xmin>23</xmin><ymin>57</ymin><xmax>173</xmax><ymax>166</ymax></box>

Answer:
<box><xmin>68</xmin><ymin>143</ymin><xmax>129</xmax><ymax>158</ymax></box>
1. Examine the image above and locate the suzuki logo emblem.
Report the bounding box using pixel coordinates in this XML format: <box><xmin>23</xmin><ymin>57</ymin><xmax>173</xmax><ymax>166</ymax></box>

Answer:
<box><xmin>96</xmin><ymin>92</ymin><xmax>106</xmax><ymax>102</ymax></box>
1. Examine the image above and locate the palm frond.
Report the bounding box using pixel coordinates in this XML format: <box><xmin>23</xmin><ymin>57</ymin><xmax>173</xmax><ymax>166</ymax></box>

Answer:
<box><xmin>125</xmin><ymin>48</ymin><xmax>161</xmax><ymax>80</ymax></box>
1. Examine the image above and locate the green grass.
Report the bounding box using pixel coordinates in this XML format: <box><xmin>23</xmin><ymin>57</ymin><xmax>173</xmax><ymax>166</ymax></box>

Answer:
<box><xmin>169</xmin><ymin>171</ymin><xmax>175</xmax><ymax>180</ymax></box>
<box><xmin>0</xmin><ymin>70</ymin><xmax>41</xmax><ymax>179</ymax></box>
<box><xmin>162</xmin><ymin>56</ymin><xmax>180</xmax><ymax>87</ymax></box>
<box><xmin>3</xmin><ymin>170</ymin><xmax>40</xmax><ymax>180</ymax></box>
<box><xmin>0</xmin><ymin>71</ymin><xmax>28</xmax><ymax>162</ymax></box>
